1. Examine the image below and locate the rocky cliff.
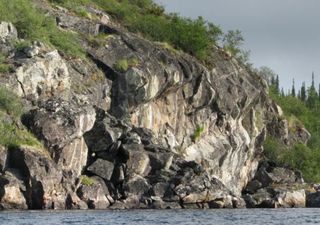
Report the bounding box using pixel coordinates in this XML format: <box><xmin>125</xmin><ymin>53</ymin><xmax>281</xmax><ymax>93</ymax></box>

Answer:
<box><xmin>0</xmin><ymin>2</ymin><xmax>313</xmax><ymax>210</ymax></box>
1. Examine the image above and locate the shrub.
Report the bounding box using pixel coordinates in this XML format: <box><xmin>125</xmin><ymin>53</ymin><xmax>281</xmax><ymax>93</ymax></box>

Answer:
<box><xmin>50</xmin><ymin>0</ymin><xmax>223</xmax><ymax>61</ymax></box>
<box><xmin>0</xmin><ymin>87</ymin><xmax>24</xmax><ymax>119</ymax></box>
<box><xmin>114</xmin><ymin>59</ymin><xmax>129</xmax><ymax>72</ymax></box>
<box><xmin>192</xmin><ymin>125</ymin><xmax>204</xmax><ymax>142</ymax></box>
<box><xmin>0</xmin><ymin>0</ymin><xmax>85</xmax><ymax>58</ymax></box>
<box><xmin>80</xmin><ymin>175</ymin><xmax>95</xmax><ymax>186</ymax></box>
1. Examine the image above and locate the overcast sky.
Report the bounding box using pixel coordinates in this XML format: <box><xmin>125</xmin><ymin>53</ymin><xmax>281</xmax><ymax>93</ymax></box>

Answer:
<box><xmin>155</xmin><ymin>0</ymin><xmax>320</xmax><ymax>91</ymax></box>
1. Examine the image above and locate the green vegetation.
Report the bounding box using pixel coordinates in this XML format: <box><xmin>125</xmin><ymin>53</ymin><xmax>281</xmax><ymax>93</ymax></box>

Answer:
<box><xmin>0</xmin><ymin>87</ymin><xmax>42</xmax><ymax>148</ymax></box>
<box><xmin>49</xmin><ymin>0</ymin><xmax>225</xmax><ymax>61</ymax></box>
<box><xmin>80</xmin><ymin>175</ymin><xmax>95</xmax><ymax>186</ymax></box>
<box><xmin>0</xmin><ymin>0</ymin><xmax>85</xmax><ymax>58</ymax></box>
<box><xmin>0</xmin><ymin>54</ymin><xmax>13</xmax><ymax>73</ymax></box>
<box><xmin>114</xmin><ymin>59</ymin><xmax>129</xmax><ymax>72</ymax></box>
<box><xmin>192</xmin><ymin>125</ymin><xmax>204</xmax><ymax>142</ymax></box>
<box><xmin>263</xmin><ymin>68</ymin><xmax>320</xmax><ymax>182</ymax></box>
<box><xmin>0</xmin><ymin>87</ymin><xmax>24</xmax><ymax>119</ymax></box>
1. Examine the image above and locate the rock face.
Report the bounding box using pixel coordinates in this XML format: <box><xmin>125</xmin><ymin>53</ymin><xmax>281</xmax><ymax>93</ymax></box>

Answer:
<box><xmin>243</xmin><ymin>161</ymin><xmax>307</xmax><ymax>208</ymax></box>
<box><xmin>0</xmin><ymin>4</ymin><xmax>310</xmax><ymax>210</ymax></box>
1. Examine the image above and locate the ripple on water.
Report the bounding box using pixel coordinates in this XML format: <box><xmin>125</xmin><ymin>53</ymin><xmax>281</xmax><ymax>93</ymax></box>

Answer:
<box><xmin>1</xmin><ymin>209</ymin><xmax>320</xmax><ymax>225</ymax></box>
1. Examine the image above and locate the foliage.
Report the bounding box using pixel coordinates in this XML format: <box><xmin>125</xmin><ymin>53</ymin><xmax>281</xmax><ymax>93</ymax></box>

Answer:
<box><xmin>0</xmin><ymin>0</ymin><xmax>85</xmax><ymax>58</ymax></box>
<box><xmin>0</xmin><ymin>120</ymin><xmax>42</xmax><ymax>148</ymax></box>
<box><xmin>263</xmin><ymin>136</ymin><xmax>320</xmax><ymax>182</ymax></box>
<box><xmin>49</xmin><ymin>0</ymin><xmax>223</xmax><ymax>61</ymax></box>
<box><xmin>192</xmin><ymin>125</ymin><xmax>204</xmax><ymax>142</ymax></box>
<box><xmin>114</xmin><ymin>59</ymin><xmax>129</xmax><ymax>72</ymax></box>
<box><xmin>80</xmin><ymin>175</ymin><xmax>95</xmax><ymax>186</ymax></box>
<box><xmin>0</xmin><ymin>87</ymin><xmax>42</xmax><ymax>148</ymax></box>
<box><xmin>0</xmin><ymin>87</ymin><xmax>24</xmax><ymax>119</ymax></box>
<box><xmin>0</xmin><ymin>54</ymin><xmax>13</xmax><ymax>73</ymax></box>
<box><xmin>267</xmin><ymin>72</ymin><xmax>320</xmax><ymax>182</ymax></box>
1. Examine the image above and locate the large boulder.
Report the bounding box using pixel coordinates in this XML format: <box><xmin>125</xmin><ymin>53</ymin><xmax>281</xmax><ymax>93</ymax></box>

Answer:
<box><xmin>76</xmin><ymin>176</ymin><xmax>110</xmax><ymax>209</ymax></box>
<box><xmin>0</xmin><ymin>146</ymin><xmax>7</xmax><ymax>172</ymax></box>
<box><xmin>0</xmin><ymin>21</ymin><xmax>17</xmax><ymax>42</ymax></box>
<box><xmin>0</xmin><ymin>171</ymin><xmax>27</xmax><ymax>210</ymax></box>
<box><xmin>15</xmin><ymin>50</ymin><xmax>70</xmax><ymax>101</ymax></box>
<box><xmin>9</xmin><ymin>146</ymin><xmax>63</xmax><ymax>209</ymax></box>
<box><xmin>22</xmin><ymin>99</ymin><xmax>96</xmax><ymax>176</ymax></box>
<box><xmin>87</xmin><ymin>159</ymin><xmax>115</xmax><ymax>181</ymax></box>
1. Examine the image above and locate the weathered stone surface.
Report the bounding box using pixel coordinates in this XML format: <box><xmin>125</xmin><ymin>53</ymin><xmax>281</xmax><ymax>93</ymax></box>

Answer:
<box><xmin>123</xmin><ymin>144</ymin><xmax>151</xmax><ymax>176</ymax></box>
<box><xmin>87</xmin><ymin>159</ymin><xmax>114</xmax><ymax>180</ymax></box>
<box><xmin>76</xmin><ymin>177</ymin><xmax>110</xmax><ymax>209</ymax></box>
<box><xmin>15</xmin><ymin>50</ymin><xmax>70</xmax><ymax>100</ymax></box>
<box><xmin>276</xmin><ymin>189</ymin><xmax>306</xmax><ymax>208</ymax></box>
<box><xmin>254</xmin><ymin>162</ymin><xmax>304</xmax><ymax>188</ymax></box>
<box><xmin>0</xmin><ymin>21</ymin><xmax>17</xmax><ymax>42</ymax></box>
<box><xmin>123</xmin><ymin>175</ymin><xmax>150</xmax><ymax>197</ymax></box>
<box><xmin>9</xmin><ymin>146</ymin><xmax>63</xmax><ymax>209</ymax></box>
<box><xmin>66</xmin><ymin>192</ymin><xmax>88</xmax><ymax>210</ymax></box>
<box><xmin>0</xmin><ymin>146</ymin><xmax>7</xmax><ymax>172</ymax></box>
<box><xmin>306</xmin><ymin>192</ymin><xmax>320</xmax><ymax>207</ymax></box>
<box><xmin>0</xmin><ymin>171</ymin><xmax>27</xmax><ymax>210</ymax></box>
<box><xmin>84</xmin><ymin>114</ymin><xmax>122</xmax><ymax>154</ymax></box>
<box><xmin>22</xmin><ymin>99</ymin><xmax>96</xmax><ymax>176</ymax></box>
<box><xmin>0</xmin><ymin>2</ymin><xmax>309</xmax><ymax>210</ymax></box>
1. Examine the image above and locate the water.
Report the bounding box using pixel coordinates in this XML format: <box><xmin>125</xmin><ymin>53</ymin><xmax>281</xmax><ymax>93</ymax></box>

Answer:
<box><xmin>1</xmin><ymin>209</ymin><xmax>320</xmax><ymax>225</ymax></box>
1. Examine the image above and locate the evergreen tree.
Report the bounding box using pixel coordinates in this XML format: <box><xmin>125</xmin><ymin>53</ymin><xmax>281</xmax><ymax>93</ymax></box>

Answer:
<box><xmin>312</xmin><ymin>72</ymin><xmax>315</xmax><ymax>89</ymax></box>
<box><xmin>291</xmin><ymin>79</ymin><xmax>296</xmax><ymax>97</ymax></box>
<box><xmin>300</xmin><ymin>82</ymin><xmax>306</xmax><ymax>102</ymax></box>
<box><xmin>275</xmin><ymin>75</ymin><xmax>280</xmax><ymax>94</ymax></box>
<box><xmin>307</xmin><ymin>72</ymin><xmax>318</xmax><ymax>109</ymax></box>
<box><xmin>281</xmin><ymin>87</ymin><xmax>285</xmax><ymax>97</ymax></box>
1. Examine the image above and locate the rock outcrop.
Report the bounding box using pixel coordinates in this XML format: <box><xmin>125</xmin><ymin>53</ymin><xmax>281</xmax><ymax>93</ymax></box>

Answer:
<box><xmin>0</xmin><ymin>3</ymin><xmax>312</xmax><ymax>210</ymax></box>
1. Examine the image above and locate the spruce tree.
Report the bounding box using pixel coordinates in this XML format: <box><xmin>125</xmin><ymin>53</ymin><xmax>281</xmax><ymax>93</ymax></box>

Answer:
<box><xmin>281</xmin><ymin>87</ymin><xmax>285</xmax><ymax>97</ymax></box>
<box><xmin>300</xmin><ymin>82</ymin><xmax>306</xmax><ymax>102</ymax></box>
<box><xmin>275</xmin><ymin>75</ymin><xmax>280</xmax><ymax>94</ymax></box>
<box><xmin>291</xmin><ymin>79</ymin><xmax>296</xmax><ymax>97</ymax></box>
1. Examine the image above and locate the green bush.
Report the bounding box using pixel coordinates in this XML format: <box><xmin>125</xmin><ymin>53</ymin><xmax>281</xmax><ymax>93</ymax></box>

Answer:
<box><xmin>0</xmin><ymin>87</ymin><xmax>24</xmax><ymax>119</ymax></box>
<box><xmin>80</xmin><ymin>175</ymin><xmax>95</xmax><ymax>186</ymax></box>
<box><xmin>0</xmin><ymin>87</ymin><xmax>42</xmax><ymax>148</ymax></box>
<box><xmin>50</xmin><ymin>0</ymin><xmax>223</xmax><ymax>61</ymax></box>
<box><xmin>114</xmin><ymin>59</ymin><xmax>129</xmax><ymax>72</ymax></box>
<box><xmin>192</xmin><ymin>125</ymin><xmax>204</xmax><ymax>142</ymax></box>
<box><xmin>0</xmin><ymin>0</ymin><xmax>85</xmax><ymax>58</ymax></box>
<box><xmin>264</xmin><ymin>136</ymin><xmax>320</xmax><ymax>182</ymax></box>
<box><xmin>0</xmin><ymin>120</ymin><xmax>42</xmax><ymax>148</ymax></box>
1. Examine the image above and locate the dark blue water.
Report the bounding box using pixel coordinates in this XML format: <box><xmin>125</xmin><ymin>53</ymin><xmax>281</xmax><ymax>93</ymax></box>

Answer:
<box><xmin>1</xmin><ymin>209</ymin><xmax>320</xmax><ymax>225</ymax></box>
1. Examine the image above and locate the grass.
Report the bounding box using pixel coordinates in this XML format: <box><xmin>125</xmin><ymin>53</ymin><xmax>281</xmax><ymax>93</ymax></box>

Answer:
<box><xmin>49</xmin><ymin>0</ymin><xmax>223</xmax><ymax>61</ymax></box>
<box><xmin>263</xmin><ymin>136</ymin><xmax>320</xmax><ymax>183</ymax></box>
<box><xmin>0</xmin><ymin>86</ymin><xmax>42</xmax><ymax>148</ymax></box>
<box><xmin>0</xmin><ymin>87</ymin><xmax>24</xmax><ymax>119</ymax></box>
<box><xmin>114</xmin><ymin>59</ymin><xmax>129</xmax><ymax>72</ymax></box>
<box><xmin>192</xmin><ymin>125</ymin><xmax>204</xmax><ymax>142</ymax></box>
<box><xmin>0</xmin><ymin>0</ymin><xmax>85</xmax><ymax>58</ymax></box>
<box><xmin>0</xmin><ymin>120</ymin><xmax>42</xmax><ymax>148</ymax></box>
<box><xmin>0</xmin><ymin>54</ymin><xmax>14</xmax><ymax>74</ymax></box>
<box><xmin>80</xmin><ymin>175</ymin><xmax>95</xmax><ymax>186</ymax></box>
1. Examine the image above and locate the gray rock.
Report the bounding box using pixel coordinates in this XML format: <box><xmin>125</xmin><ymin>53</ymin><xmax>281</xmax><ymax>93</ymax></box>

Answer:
<box><xmin>0</xmin><ymin>171</ymin><xmax>27</xmax><ymax>210</ymax></box>
<box><xmin>22</xmin><ymin>99</ymin><xmax>96</xmax><ymax>176</ymax></box>
<box><xmin>148</xmin><ymin>152</ymin><xmax>173</xmax><ymax>171</ymax></box>
<box><xmin>0</xmin><ymin>21</ymin><xmax>17</xmax><ymax>42</ymax></box>
<box><xmin>123</xmin><ymin>175</ymin><xmax>150</xmax><ymax>196</ymax></box>
<box><xmin>66</xmin><ymin>192</ymin><xmax>88</xmax><ymax>210</ymax></box>
<box><xmin>87</xmin><ymin>159</ymin><xmax>114</xmax><ymax>180</ymax></box>
<box><xmin>0</xmin><ymin>146</ymin><xmax>7</xmax><ymax>172</ymax></box>
<box><xmin>9</xmin><ymin>146</ymin><xmax>63</xmax><ymax>209</ymax></box>
<box><xmin>306</xmin><ymin>192</ymin><xmax>320</xmax><ymax>207</ymax></box>
<box><xmin>76</xmin><ymin>178</ymin><xmax>110</xmax><ymax>209</ymax></box>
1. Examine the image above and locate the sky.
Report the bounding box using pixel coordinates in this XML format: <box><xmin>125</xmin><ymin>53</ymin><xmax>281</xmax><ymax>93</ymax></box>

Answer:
<box><xmin>154</xmin><ymin>0</ymin><xmax>320</xmax><ymax>91</ymax></box>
